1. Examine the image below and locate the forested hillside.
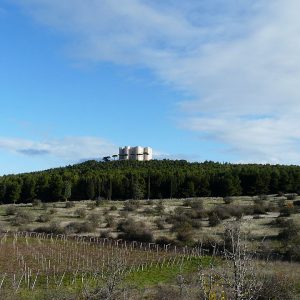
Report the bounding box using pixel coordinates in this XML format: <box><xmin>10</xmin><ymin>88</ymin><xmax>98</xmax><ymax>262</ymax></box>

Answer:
<box><xmin>0</xmin><ymin>160</ymin><xmax>299</xmax><ymax>203</ymax></box>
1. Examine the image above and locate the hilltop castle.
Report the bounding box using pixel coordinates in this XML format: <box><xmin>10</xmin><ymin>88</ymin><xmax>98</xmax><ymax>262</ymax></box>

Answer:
<box><xmin>119</xmin><ymin>146</ymin><xmax>153</xmax><ymax>161</ymax></box>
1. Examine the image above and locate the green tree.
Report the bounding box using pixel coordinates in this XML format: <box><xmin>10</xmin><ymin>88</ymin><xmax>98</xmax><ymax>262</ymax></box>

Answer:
<box><xmin>49</xmin><ymin>175</ymin><xmax>64</xmax><ymax>200</ymax></box>
<box><xmin>132</xmin><ymin>180</ymin><xmax>144</xmax><ymax>200</ymax></box>
<box><xmin>86</xmin><ymin>179</ymin><xmax>95</xmax><ymax>200</ymax></box>
<box><xmin>0</xmin><ymin>181</ymin><xmax>7</xmax><ymax>203</ymax></box>
<box><xmin>6</xmin><ymin>180</ymin><xmax>21</xmax><ymax>204</ymax></box>
<box><xmin>63</xmin><ymin>181</ymin><xmax>72</xmax><ymax>201</ymax></box>
<box><xmin>20</xmin><ymin>176</ymin><xmax>36</xmax><ymax>202</ymax></box>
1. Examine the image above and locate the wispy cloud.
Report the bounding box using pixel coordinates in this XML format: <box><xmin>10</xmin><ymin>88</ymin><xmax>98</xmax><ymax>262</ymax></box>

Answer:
<box><xmin>13</xmin><ymin>0</ymin><xmax>300</xmax><ymax>164</ymax></box>
<box><xmin>0</xmin><ymin>136</ymin><xmax>116</xmax><ymax>160</ymax></box>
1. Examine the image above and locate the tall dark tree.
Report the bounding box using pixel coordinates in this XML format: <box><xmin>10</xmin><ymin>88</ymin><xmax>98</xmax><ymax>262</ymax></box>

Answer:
<box><xmin>20</xmin><ymin>176</ymin><xmax>36</xmax><ymax>202</ymax></box>
<box><xmin>86</xmin><ymin>179</ymin><xmax>95</xmax><ymax>200</ymax></box>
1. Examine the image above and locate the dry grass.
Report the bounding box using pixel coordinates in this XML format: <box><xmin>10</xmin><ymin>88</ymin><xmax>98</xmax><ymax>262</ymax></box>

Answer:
<box><xmin>0</xmin><ymin>196</ymin><xmax>299</xmax><ymax>245</ymax></box>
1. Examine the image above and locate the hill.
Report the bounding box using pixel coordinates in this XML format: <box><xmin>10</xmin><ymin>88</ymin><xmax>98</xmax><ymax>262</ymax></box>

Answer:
<box><xmin>0</xmin><ymin>160</ymin><xmax>299</xmax><ymax>203</ymax></box>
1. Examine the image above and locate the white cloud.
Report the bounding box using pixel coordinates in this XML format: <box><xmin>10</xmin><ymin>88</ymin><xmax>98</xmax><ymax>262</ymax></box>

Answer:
<box><xmin>13</xmin><ymin>0</ymin><xmax>300</xmax><ymax>164</ymax></box>
<box><xmin>0</xmin><ymin>136</ymin><xmax>116</xmax><ymax>161</ymax></box>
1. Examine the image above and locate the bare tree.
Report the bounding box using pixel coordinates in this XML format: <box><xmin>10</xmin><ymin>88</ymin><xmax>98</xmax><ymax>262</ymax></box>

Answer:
<box><xmin>196</xmin><ymin>221</ymin><xmax>265</xmax><ymax>300</ymax></box>
<box><xmin>82</xmin><ymin>257</ymin><xmax>127</xmax><ymax>300</ymax></box>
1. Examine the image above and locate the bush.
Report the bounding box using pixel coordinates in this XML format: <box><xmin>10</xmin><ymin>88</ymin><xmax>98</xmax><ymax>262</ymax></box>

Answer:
<box><xmin>35</xmin><ymin>222</ymin><xmax>65</xmax><ymax>235</ymax></box>
<box><xmin>42</xmin><ymin>203</ymin><xmax>48</xmax><ymax>210</ymax></box>
<box><xmin>223</xmin><ymin>196</ymin><xmax>234</xmax><ymax>204</ymax></box>
<box><xmin>146</xmin><ymin>199</ymin><xmax>154</xmax><ymax>206</ymax></box>
<box><xmin>65</xmin><ymin>221</ymin><xmax>94</xmax><ymax>234</ymax></box>
<box><xmin>110</xmin><ymin>205</ymin><xmax>118</xmax><ymax>211</ymax></box>
<box><xmin>65</xmin><ymin>201</ymin><xmax>75</xmax><ymax>208</ymax></box>
<box><xmin>49</xmin><ymin>208</ymin><xmax>57</xmax><ymax>215</ymax></box>
<box><xmin>86</xmin><ymin>202</ymin><xmax>96</xmax><ymax>210</ymax></box>
<box><xmin>154</xmin><ymin>218</ymin><xmax>165</xmax><ymax>229</ymax></box>
<box><xmin>176</xmin><ymin>227</ymin><xmax>193</xmax><ymax>243</ymax></box>
<box><xmin>277</xmin><ymin>198</ymin><xmax>286</xmax><ymax>208</ymax></box>
<box><xmin>75</xmin><ymin>208</ymin><xmax>86</xmax><ymax>218</ymax></box>
<box><xmin>258</xmin><ymin>194</ymin><xmax>268</xmax><ymax>201</ymax></box>
<box><xmin>123</xmin><ymin>200</ymin><xmax>140</xmax><ymax>211</ymax></box>
<box><xmin>190</xmin><ymin>199</ymin><xmax>204</xmax><ymax>209</ymax></box>
<box><xmin>265</xmin><ymin>202</ymin><xmax>276</xmax><ymax>212</ymax></box>
<box><xmin>286</xmin><ymin>193</ymin><xmax>297</xmax><ymax>200</ymax></box>
<box><xmin>184</xmin><ymin>208</ymin><xmax>208</xmax><ymax>219</ymax></box>
<box><xmin>256</xmin><ymin>273</ymin><xmax>295</xmax><ymax>299</ymax></box>
<box><xmin>269</xmin><ymin>216</ymin><xmax>289</xmax><ymax>227</ymax></box>
<box><xmin>190</xmin><ymin>219</ymin><xmax>202</xmax><ymax>229</ymax></box>
<box><xmin>32</xmin><ymin>199</ymin><xmax>42</xmax><ymax>207</ymax></box>
<box><xmin>105</xmin><ymin>215</ymin><xmax>116</xmax><ymax>228</ymax></box>
<box><xmin>155</xmin><ymin>201</ymin><xmax>165</xmax><ymax>214</ymax></box>
<box><xmin>10</xmin><ymin>210</ymin><xmax>34</xmax><ymax>226</ymax></box>
<box><xmin>117</xmin><ymin>219</ymin><xmax>153</xmax><ymax>242</ymax></box>
<box><xmin>155</xmin><ymin>236</ymin><xmax>173</xmax><ymax>245</ymax></box>
<box><xmin>279</xmin><ymin>206</ymin><xmax>293</xmax><ymax>217</ymax></box>
<box><xmin>143</xmin><ymin>207</ymin><xmax>155</xmax><ymax>215</ymax></box>
<box><xmin>253</xmin><ymin>204</ymin><xmax>266</xmax><ymax>214</ymax></box>
<box><xmin>293</xmin><ymin>200</ymin><xmax>300</xmax><ymax>206</ymax></box>
<box><xmin>212</xmin><ymin>206</ymin><xmax>231</xmax><ymax>220</ymax></box>
<box><xmin>95</xmin><ymin>199</ymin><xmax>102</xmax><ymax>207</ymax></box>
<box><xmin>88</xmin><ymin>213</ymin><xmax>102</xmax><ymax>227</ymax></box>
<box><xmin>5</xmin><ymin>205</ymin><xmax>18</xmax><ymax>216</ymax></box>
<box><xmin>100</xmin><ymin>230</ymin><xmax>112</xmax><ymax>239</ymax></box>
<box><xmin>37</xmin><ymin>213</ymin><xmax>52</xmax><ymax>223</ymax></box>
<box><xmin>208</xmin><ymin>213</ymin><xmax>220</xmax><ymax>227</ymax></box>
<box><xmin>183</xmin><ymin>199</ymin><xmax>192</xmax><ymax>207</ymax></box>
<box><xmin>224</xmin><ymin>205</ymin><xmax>243</xmax><ymax>219</ymax></box>
<box><xmin>241</xmin><ymin>205</ymin><xmax>254</xmax><ymax>215</ymax></box>
<box><xmin>278</xmin><ymin>219</ymin><xmax>299</xmax><ymax>241</ymax></box>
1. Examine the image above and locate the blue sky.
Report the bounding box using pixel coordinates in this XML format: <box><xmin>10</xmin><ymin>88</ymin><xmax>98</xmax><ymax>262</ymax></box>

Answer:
<box><xmin>1</xmin><ymin>0</ymin><xmax>300</xmax><ymax>175</ymax></box>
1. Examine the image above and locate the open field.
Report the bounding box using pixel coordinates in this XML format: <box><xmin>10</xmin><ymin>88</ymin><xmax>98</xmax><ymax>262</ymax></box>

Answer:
<box><xmin>0</xmin><ymin>231</ymin><xmax>298</xmax><ymax>299</ymax></box>
<box><xmin>0</xmin><ymin>231</ymin><xmax>211</xmax><ymax>299</ymax></box>
<box><xmin>0</xmin><ymin>196</ymin><xmax>299</xmax><ymax>298</ymax></box>
<box><xmin>0</xmin><ymin>195</ymin><xmax>299</xmax><ymax>245</ymax></box>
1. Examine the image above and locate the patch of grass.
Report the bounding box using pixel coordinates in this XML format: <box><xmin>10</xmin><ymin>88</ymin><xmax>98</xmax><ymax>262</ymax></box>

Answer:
<box><xmin>126</xmin><ymin>256</ymin><xmax>213</xmax><ymax>287</ymax></box>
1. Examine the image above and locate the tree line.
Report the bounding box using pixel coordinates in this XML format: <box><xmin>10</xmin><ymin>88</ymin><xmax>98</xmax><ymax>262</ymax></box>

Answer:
<box><xmin>0</xmin><ymin>160</ymin><xmax>299</xmax><ymax>203</ymax></box>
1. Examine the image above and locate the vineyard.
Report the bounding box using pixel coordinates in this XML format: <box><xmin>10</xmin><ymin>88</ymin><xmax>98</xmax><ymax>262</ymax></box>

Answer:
<box><xmin>0</xmin><ymin>231</ymin><xmax>206</xmax><ymax>298</ymax></box>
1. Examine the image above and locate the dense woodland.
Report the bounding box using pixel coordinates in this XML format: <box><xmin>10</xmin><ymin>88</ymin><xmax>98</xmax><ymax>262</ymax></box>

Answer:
<box><xmin>0</xmin><ymin>160</ymin><xmax>300</xmax><ymax>203</ymax></box>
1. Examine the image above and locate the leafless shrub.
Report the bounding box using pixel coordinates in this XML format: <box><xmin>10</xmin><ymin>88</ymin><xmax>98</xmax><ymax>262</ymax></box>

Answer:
<box><xmin>208</xmin><ymin>213</ymin><xmax>221</xmax><ymax>227</ymax></box>
<box><xmin>49</xmin><ymin>208</ymin><xmax>58</xmax><ymax>214</ymax></box>
<box><xmin>154</xmin><ymin>218</ymin><xmax>165</xmax><ymax>229</ymax></box>
<box><xmin>100</xmin><ymin>229</ymin><xmax>112</xmax><ymax>239</ymax></box>
<box><xmin>152</xmin><ymin>285</ymin><xmax>182</xmax><ymax>300</ymax></box>
<box><xmin>65</xmin><ymin>221</ymin><xmax>94</xmax><ymax>234</ymax></box>
<box><xmin>5</xmin><ymin>205</ymin><xmax>17</xmax><ymax>216</ymax></box>
<box><xmin>82</xmin><ymin>257</ymin><xmax>127</xmax><ymax>300</ymax></box>
<box><xmin>190</xmin><ymin>199</ymin><xmax>204</xmax><ymax>209</ymax></box>
<box><xmin>123</xmin><ymin>200</ymin><xmax>140</xmax><ymax>211</ymax></box>
<box><xmin>105</xmin><ymin>215</ymin><xmax>116</xmax><ymax>228</ymax></box>
<box><xmin>37</xmin><ymin>213</ymin><xmax>52</xmax><ymax>223</ymax></box>
<box><xmin>155</xmin><ymin>236</ymin><xmax>173</xmax><ymax>245</ymax></box>
<box><xmin>254</xmin><ymin>273</ymin><xmax>295</xmax><ymax>300</ymax></box>
<box><xmin>88</xmin><ymin>213</ymin><xmax>102</xmax><ymax>227</ymax></box>
<box><xmin>35</xmin><ymin>221</ymin><xmax>65</xmax><ymax>234</ymax></box>
<box><xmin>65</xmin><ymin>201</ymin><xmax>75</xmax><ymax>208</ymax></box>
<box><xmin>155</xmin><ymin>200</ymin><xmax>165</xmax><ymax>214</ymax></box>
<box><xmin>286</xmin><ymin>193</ymin><xmax>297</xmax><ymax>200</ymax></box>
<box><xmin>86</xmin><ymin>202</ymin><xmax>96</xmax><ymax>210</ymax></box>
<box><xmin>224</xmin><ymin>196</ymin><xmax>234</xmax><ymax>204</ymax></box>
<box><xmin>32</xmin><ymin>199</ymin><xmax>42</xmax><ymax>207</ymax></box>
<box><xmin>10</xmin><ymin>210</ymin><xmax>34</xmax><ymax>226</ymax></box>
<box><xmin>75</xmin><ymin>208</ymin><xmax>87</xmax><ymax>218</ymax></box>
<box><xmin>117</xmin><ymin>218</ymin><xmax>153</xmax><ymax>242</ymax></box>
